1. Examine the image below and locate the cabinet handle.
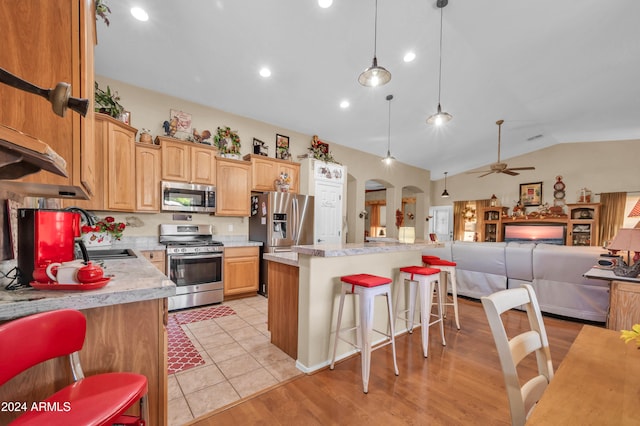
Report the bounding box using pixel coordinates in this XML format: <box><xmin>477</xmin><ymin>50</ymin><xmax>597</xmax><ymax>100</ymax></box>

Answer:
<box><xmin>149</xmin><ymin>252</ymin><xmax>154</xmax><ymax>259</ymax></box>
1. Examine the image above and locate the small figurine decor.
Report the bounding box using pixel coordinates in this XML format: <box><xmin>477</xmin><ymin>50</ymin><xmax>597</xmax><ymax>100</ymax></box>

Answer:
<box><xmin>275</xmin><ymin>172</ymin><xmax>291</xmax><ymax>192</ymax></box>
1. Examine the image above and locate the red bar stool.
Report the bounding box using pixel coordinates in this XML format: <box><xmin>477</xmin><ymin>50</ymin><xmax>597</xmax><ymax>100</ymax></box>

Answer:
<box><xmin>394</xmin><ymin>266</ymin><xmax>446</xmax><ymax>358</ymax></box>
<box><xmin>330</xmin><ymin>273</ymin><xmax>399</xmax><ymax>393</ymax></box>
<box><xmin>423</xmin><ymin>256</ymin><xmax>461</xmax><ymax>330</ymax></box>
<box><xmin>0</xmin><ymin>309</ymin><xmax>148</xmax><ymax>425</ymax></box>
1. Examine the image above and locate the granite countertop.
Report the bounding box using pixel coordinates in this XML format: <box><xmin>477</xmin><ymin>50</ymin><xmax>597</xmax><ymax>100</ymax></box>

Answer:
<box><xmin>293</xmin><ymin>240</ymin><xmax>442</xmax><ymax>257</ymax></box>
<box><xmin>264</xmin><ymin>251</ymin><xmax>299</xmax><ymax>267</ymax></box>
<box><xmin>102</xmin><ymin>236</ymin><xmax>262</xmax><ymax>250</ymax></box>
<box><xmin>0</xmin><ymin>249</ymin><xmax>175</xmax><ymax>321</ymax></box>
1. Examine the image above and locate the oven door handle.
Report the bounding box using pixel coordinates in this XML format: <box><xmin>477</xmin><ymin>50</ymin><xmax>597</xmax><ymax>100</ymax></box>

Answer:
<box><xmin>168</xmin><ymin>253</ymin><xmax>223</xmax><ymax>260</ymax></box>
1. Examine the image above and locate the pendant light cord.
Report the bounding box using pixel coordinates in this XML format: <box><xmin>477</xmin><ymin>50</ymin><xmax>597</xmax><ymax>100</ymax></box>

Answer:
<box><xmin>373</xmin><ymin>0</ymin><xmax>379</xmax><ymax>59</ymax></box>
<box><xmin>437</xmin><ymin>4</ymin><xmax>444</xmax><ymax>104</ymax></box>
<box><xmin>387</xmin><ymin>95</ymin><xmax>392</xmax><ymax>153</ymax></box>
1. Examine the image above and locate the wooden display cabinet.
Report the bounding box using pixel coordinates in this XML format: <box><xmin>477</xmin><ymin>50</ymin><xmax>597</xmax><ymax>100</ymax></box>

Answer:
<box><xmin>223</xmin><ymin>246</ymin><xmax>259</xmax><ymax>297</ymax></box>
<box><xmin>566</xmin><ymin>203</ymin><xmax>601</xmax><ymax>246</ymax></box>
<box><xmin>481</xmin><ymin>207</ymin><xmax>509</xmax><ymax>242</ymax></box>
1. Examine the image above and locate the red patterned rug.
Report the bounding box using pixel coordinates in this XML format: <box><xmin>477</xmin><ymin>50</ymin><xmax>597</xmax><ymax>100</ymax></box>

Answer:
<box><xmin>167</xmin><ymin>305</ymin><xmax>236</xmax><ymax>374</ymax></box>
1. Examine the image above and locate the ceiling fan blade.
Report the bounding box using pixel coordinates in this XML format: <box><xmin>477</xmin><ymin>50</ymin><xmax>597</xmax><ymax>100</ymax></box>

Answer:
<box><xmin>506</xmin><ymin>166</ymin><xmax>535</xmax><ymax>171</ymax></box>
<box><xmin>502</xmin><ymin>169</ymin><xmax>520</xmax><ymax>176</ymax></box>
<box><xmin>477</xmin><ymin>171</ymin><xmax>495</xmax><ymax>178</ymax></box>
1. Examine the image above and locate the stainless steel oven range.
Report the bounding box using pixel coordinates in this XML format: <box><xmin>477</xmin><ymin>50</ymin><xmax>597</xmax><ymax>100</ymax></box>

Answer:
<box><xmin>160</xmin><ymin>224</ymin><xmax>223</xmax><ymax>311</ymax></box>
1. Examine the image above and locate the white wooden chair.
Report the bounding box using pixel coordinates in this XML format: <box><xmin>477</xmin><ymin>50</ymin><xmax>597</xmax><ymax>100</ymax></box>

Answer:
<box><xmin>481</xmin><ymin>284</ymin><xmax>554</xmax><ymax>426</ymax></box>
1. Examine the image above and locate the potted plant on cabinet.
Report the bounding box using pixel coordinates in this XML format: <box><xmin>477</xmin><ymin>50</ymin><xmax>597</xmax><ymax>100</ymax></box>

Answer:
<box><xmin>94</xmin><ymin>82</ymin><xmax>125</xmax><ymax>119</ymax></box>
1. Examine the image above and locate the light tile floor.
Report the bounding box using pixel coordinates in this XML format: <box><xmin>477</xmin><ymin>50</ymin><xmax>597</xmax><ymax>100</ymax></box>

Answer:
<box><xmin>168</xmin><ymin>295</ymin><xmax>302</xmax><ymax>425</ymax></box>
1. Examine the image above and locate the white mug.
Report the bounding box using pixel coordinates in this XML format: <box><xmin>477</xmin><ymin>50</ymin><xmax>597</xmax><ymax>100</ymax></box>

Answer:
<box><xmin>46</xmin><ymin>260</ymin><xmax>84</xmax><ymax>284</ymax></box>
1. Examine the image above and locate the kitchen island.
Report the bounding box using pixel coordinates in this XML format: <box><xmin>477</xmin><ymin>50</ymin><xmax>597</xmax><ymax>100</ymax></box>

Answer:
<box><xmin>266</xmin><ymin>241</ymin><xmax>440</xmax><ymax>373</ymax></box>
<box><xmin>0</xmin><ymin>251</ymin><xmax>174</xmax><ymax>426</ymax></box>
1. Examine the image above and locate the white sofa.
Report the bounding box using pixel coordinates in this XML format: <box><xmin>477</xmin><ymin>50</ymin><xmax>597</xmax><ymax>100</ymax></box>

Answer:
<box><xmin>422</xmin><ymin>241</ymin><xmax>608</xmax><ymax>322</ymax></box>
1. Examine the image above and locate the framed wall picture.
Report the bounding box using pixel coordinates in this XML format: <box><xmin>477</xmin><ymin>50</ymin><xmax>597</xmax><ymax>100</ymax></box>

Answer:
<box><xmin>276</xmin><ymin>134</ymin><xmax>290</xmax><ymax>159</ymax></box>
<box><xmin>170</xmin><ymin>109</ymin><xmax>192</xmax><ymax>132</ymax></box>
<box><xmin>520</xmin><ymin>182</ymin><xmax>542</xmax><ymax>206</ymax></box>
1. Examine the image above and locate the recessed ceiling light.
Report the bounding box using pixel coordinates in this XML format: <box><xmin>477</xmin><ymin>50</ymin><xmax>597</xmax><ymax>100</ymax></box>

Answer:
<box><xmin>340</xmin><ymin>100</ymin><xmax>350</xmax><ymax>109</ymax></box>
<box><xmin>259</xmin><ymin>67</ymin><xmax>272</xmax><ymax>78</ymax></box>
<box><xmin>130</xmin><ymin>7</ymin><xmax>149</xmax><ymax>22</ymax></box>
<box><xmin>318</xmin><ymin>0</ymin><xmax>333</xmax><ymax>8</ymax></box>
<box><xmin>403</xmin><ymin>51</ymin><xmax>416</xmax><ymax>62</ymax></box>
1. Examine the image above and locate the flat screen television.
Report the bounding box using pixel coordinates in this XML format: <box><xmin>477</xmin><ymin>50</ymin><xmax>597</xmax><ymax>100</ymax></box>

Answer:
<box><xmin>503</xmin><ymin>223</ymin><xmax>566</xmax><ymax>245</ymax></box>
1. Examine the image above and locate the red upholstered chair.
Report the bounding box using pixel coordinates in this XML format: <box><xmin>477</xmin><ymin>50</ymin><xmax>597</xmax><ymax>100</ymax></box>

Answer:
<box><xmin>330</xmin><ymin>273</ymin><xmax>399</xmax><ymax>393</ymax></box>
<box><xmin>422</xmin><ymin>256</ymin><xmax>461</xmax><ymax>329</ymax></box>
<box><xmin>394</xmin><ymin>266</ymin><xmax>446</xmax><ymax>357</ymax></box>
<box><xmin>0</xmin><ymin>309</ymin><xmax>148</xmax><ymax>425</ymax></box>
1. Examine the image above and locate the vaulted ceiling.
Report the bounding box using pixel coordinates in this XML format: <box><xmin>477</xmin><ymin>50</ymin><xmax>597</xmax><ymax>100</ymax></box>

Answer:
<box><xmin>95</xmin><ymin>0</ymin><xmax>640</xmax><ymax>179</ymax></box>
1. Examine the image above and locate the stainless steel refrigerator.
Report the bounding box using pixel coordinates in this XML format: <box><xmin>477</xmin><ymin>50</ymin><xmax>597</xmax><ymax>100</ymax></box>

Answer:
<box><xmin>249</xmin><ymin>192</ymin><xmax>314</xmax><ymax>296</ymax></box>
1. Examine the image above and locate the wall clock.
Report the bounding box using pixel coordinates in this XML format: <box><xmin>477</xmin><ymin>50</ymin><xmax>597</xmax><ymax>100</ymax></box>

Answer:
<box><xmin>553</xmin><ymin>175</ymin><xmax>566</xmax><ymax>206</ymax></box>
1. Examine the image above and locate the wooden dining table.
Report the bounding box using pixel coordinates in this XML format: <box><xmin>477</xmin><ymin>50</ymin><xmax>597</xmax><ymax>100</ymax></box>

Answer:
<box><xmin>527</xmin><ymin>325</ymin><xmax>640</xmax><ymax>425</ymax></box>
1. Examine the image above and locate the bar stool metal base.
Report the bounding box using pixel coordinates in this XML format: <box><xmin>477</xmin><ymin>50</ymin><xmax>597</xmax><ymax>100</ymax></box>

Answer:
<box><xmin>330</xmin><ymin>274</ymin><xmax>399</xmax><ymax>394</ymax></box>
<box><xmin>394</xmin><ymin>266</ymin><xmax>446</xmax><ymax>358</ymax></box>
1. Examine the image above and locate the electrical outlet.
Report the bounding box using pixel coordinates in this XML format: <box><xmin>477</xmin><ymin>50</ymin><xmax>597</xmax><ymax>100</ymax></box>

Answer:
<box><xmin>228</xmin><ymin>224</ymin><xmax>233</xmax><ymax>232</ymax></box>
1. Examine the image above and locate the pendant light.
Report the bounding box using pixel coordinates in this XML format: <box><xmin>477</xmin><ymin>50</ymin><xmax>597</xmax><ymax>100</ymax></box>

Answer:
<box><xmin>426</xmin><ymin>0</ymin><xmax>452</xmax><ymax>125</ymax></box>
<box><xmin>441</xmin><ymin>171</ymin><xmax>450</xmax><ymax>198</ymax></box>
<box><xmin>358</xmin><ymin>0</ymin><xmax>391</xmax><ymax>87</ymax></box>
<box><xmin>382</xmin><ymin>94</ymin><xmax>395</xmax><ymax>164</ymax></box>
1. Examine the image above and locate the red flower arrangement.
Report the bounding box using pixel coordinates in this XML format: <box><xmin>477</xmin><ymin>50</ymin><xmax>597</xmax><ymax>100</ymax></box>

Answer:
<box><xmin>81</xmin><ymin>216</ymin><xmax>126</xmax><ymax>240</ymax></box>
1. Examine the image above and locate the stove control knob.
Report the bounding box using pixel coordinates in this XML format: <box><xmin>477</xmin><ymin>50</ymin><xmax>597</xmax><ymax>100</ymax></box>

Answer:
<box><xmin>181</xmin><ymin>248</ymin><xmax>187</xmax><ymax>253</ymax></box>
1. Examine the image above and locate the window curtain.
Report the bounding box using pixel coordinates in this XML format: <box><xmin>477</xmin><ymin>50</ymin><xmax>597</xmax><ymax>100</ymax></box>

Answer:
<box><xmin>453</xmin><ymin>201</ymin><xmax>466</xmax><ymax>241</ymax></box>
<box><xmin>599</xmin><ymin>192</ymin><xmax>626</xmax><ymax>245</ymax></box>
<box><xmin>475</xmin><ymin>199</ymin><xmax>491</xmax><ymax>210</ymax></box>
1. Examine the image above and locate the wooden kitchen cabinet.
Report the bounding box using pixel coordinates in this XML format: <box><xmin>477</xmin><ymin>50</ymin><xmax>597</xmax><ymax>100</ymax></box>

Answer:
<box><xmin>136</xmin><ymin>144</ymin><xmax>162</xmax><ymax>212</ymax></box>
<box><xmin>608</xmin><ymin>280</ymin><xmax>640</xmax><ymax>331</ymax></box>
<box><xmin>157</xmin><ymin>136</ymin><xmax>217</xmax><ymax>185</ymax></box>
<box><xmin>0</xmin><ymin>299</ymin><xmax>168</xmax><ymax>426</ymax></box>
<box><xmin>244</xmin><ymin>154</ymin><xmax>300</xmax><ymax>193</ymax></box>
<box><xmin>141</xmin><ymin>249</ymin><xmax>166</xmax><ymax>273</ymax></box>
<box><xmin>267</xmin><ymin>260</ymin><xmax>299</xmax><ymax>359</ymax></box>
<box><xmin>223</xmin><ymin>246</ymin><xmax>259</xmax><ymax>297</ymax></box>
<box><xmin>64</xmin><ymin>113</ymin><xmax>136</xmax><ymax>211</ymax></box>
<box><xmin>0</xmin><ymin>0</ymin><xmax>96</xmax><ymax>199</ymax></box>
<box><xmin>216</xmin><ymin>157</ymin><xmax>251</xmax><ymax>216</ymax></box>
<box><xmin>566</xmin><ymin>203</ymin><xmax>601</xmax><ymax>246</ymax></box>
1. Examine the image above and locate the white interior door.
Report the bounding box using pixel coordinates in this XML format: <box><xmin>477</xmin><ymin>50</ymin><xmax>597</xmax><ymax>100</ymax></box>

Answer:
<box><xmin>315</xmin><ymin>181</ymin><xmax>342</xmax><ymax>244</ymax></box>
<box><xmin>429</xmin><ymin>206</ymin><xmax>453</xmax><ymax>242</ymax></box>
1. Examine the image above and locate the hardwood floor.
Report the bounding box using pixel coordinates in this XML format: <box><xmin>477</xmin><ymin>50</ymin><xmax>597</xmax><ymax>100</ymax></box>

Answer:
<box><xmin>187</xmin><ymin>297</ymin><xmax>587</xmax><ymax>425</ymax></box>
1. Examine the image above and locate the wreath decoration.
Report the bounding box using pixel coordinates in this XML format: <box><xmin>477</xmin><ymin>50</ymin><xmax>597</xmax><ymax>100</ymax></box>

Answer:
<box><xmin>214</xmin><ymin>126</ymin><xmax>241</xmax><ymax>154</ymax></box>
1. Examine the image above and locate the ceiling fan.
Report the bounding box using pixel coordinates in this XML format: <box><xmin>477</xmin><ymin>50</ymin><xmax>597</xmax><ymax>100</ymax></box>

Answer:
<box><xmin>467</xmin><ymin>119</ymin><xmax>535</xmax><ymax>177</ymax></box>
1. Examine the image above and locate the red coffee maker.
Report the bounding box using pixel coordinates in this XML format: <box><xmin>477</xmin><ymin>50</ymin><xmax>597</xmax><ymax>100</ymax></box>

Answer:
<box><xmin>17</xmin><ymin>209</ymin><xmax>81</xmax><ymax>285</ymax></box>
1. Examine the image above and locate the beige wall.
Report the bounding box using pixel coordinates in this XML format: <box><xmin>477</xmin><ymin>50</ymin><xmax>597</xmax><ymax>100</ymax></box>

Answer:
<box><xmin>430</xmin><ymin>139</ymin><xmax>640</xmax><ymax>214</ymax></box>
<box><xmin>96</xmin><ymin>76</ymin><xmax>431</xmax><ymax>241</ymax></box>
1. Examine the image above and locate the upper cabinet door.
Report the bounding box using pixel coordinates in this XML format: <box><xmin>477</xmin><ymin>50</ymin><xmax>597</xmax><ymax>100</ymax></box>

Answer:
<box><xmin>216</xmin><ymin>157</ymin><xmax>251</xmax><ymax>216</ymax></box>
<box><xmin>106</xmin><ymin>121</ymin><xmax>136</xmax><ymax>211</ymax></box>
<box><xmin>191</xmin><ymin>146</ymin><xmax>217</xmax><ymax>185</ymax></box>
<box><xmin>161</xmin><ymin>139</ymin><xmax>190</xmax><ymax>182</ymax></box>
<box><xmin>0</xmin><ymin>0</ymin><xmax>95</xmax><ymax>197</ymax></box>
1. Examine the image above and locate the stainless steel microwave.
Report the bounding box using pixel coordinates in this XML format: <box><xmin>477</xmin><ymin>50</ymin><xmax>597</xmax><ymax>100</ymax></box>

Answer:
<box><xmin>161</xmin><ymin>181</ymin><xmax>216</xmax><ymax>213</ymax></box>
